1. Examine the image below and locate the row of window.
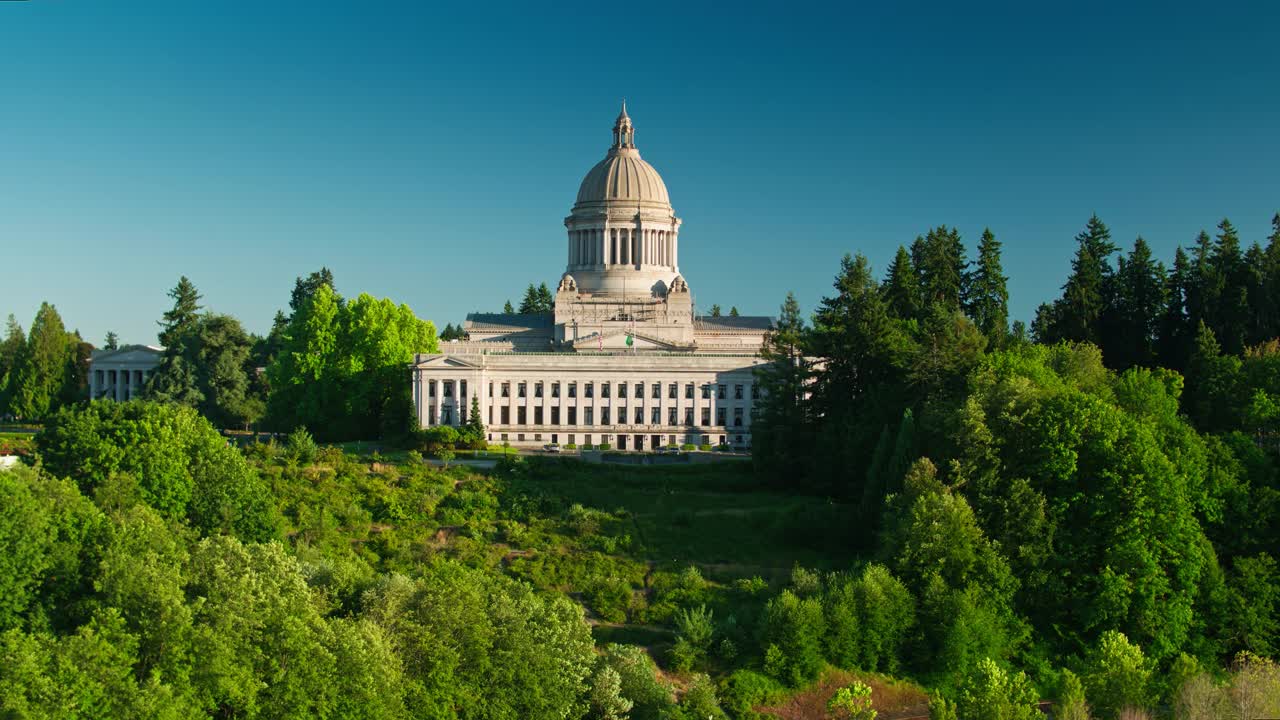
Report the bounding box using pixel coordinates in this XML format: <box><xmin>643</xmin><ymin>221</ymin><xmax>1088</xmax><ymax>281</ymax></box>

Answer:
<box><xmin>425</xmin><ymin>379</ymin><xmax>760</xmax><ymax>400</ymax></box>
<box><xmin>493</xmin><ymin>433</ymin><xmax>746</xmax><ymax>449</ymax></box>
<box><xmin>478</xmin><ymin>404</ymin><xmax>748</xmax><ymax>427</ymax></box>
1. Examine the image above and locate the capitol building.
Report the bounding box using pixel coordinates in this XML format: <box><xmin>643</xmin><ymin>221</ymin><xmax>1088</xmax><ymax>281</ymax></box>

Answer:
<box><xmin>411</xmin><ymin>105</ymin><xmax>772</xmax><ymax>450</ymax></box>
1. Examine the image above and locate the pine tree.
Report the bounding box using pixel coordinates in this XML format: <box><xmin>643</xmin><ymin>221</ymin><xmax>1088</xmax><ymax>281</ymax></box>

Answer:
<box><xmin>1263</xmin><ymin>213</ymin><xmax>1280</xmax><ymax>341</ymax></box>
<box><xmin>1184</xmin><ymin>321</ymin><xmax>1243</xmax><ymax>432</ymax></box>
<box><xmin>966</xmin><ymin>229</ymin><xmax>1009</xmax><ymax>349</ymax></box>
<box><xmin>917</xmin><ymin>226</ymin><xmax>967</xmax><ymax>311</ymax></box>
<box><xmin>464</xmin><ymin>395</ymin><xmax>485</xmax><ymax>445</ymax></box>
<box><xmin>103</xmin><ymin>331</ymin><xmax>119</xmax><ymax>350</ymax></box>
<box><xmin>1243</xmin><ymin>243</ymin><xmax>1269</xmax><ymax>346</ymax></box>
<box><xmin>146</xmin><ymin>277</ymin><xmax>205</xmax><ymax>406</ymax></box>
<box><xmin>7</xmin><ymin>303</ymin><xmax>71</xmax><ymax>420</ymax></box>
<box><xmin>503</xmin><ymin>300</ymin><xmax>514</xmax><ymax>314</ymax></box>
<box><xmin>1111</xmin><ymin>237</ymin><xmax>1166</xmax><ymax>368</ymax></box>
<box><xmin>1157</xmin><ymin>246</ymin><xmax>1193</xmax><ymax>370</ymax></box>
<box><xmin>289</xmin><ymin>267</ymin><xmax>335</xmax><ymax>316</ymax></box>
<box><xmin>752</xmin><ymin>292</ymin><xmax>811</xmax><ymax>485</ymax></box>
<box><xmin>0</xmin><ymin>315</ymin><xmax>24</xmax><ymax>415</ymax></box>
<box><xmin>709</xmin><ymin>304</ymin><xmax>722</xmax><ymax>317</ymax></box>
<box><xmin>1186</xmin><ymin>230</ymin><xmax>1214</xmax><ymax>333</ymax></box>
<box><xmin>1208</xmin><ymin>218</ymin><xmax>1249</xmax><ymax>354</ymax></box>
<box><xmin>518</xmin><ymin>284</ymin><xmax>540</xmax><ymax>314</ymax></box>
<box><xmin>1049</xmin><ymin>214</ymin><xmax>1118</xmax><ymax>344</ymax></box>
<box><xmin>729</xmin><ymin>306</ymin><xmax>740</xmax><ymax>317</ymax></box>
<box><xmin>536</xmin><ymin>282</ymin><xmax>554</xmax><ymax>312</ymax></box>
<box><xmin>882</xmin><ymin>245</ymin><xmax>922</xmax><ymax>320</ymax></box>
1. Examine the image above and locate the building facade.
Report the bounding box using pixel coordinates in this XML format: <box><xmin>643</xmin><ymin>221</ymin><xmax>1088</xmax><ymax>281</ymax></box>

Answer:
<box><xmin>88</xmin><ymin>345</ymin><xmax>163</xmax><ymax>401</ymax></box>
<box><xmin>411</xmin><ymin>105</ymin><xmax>772</xmax><ymax>449</ymax></box>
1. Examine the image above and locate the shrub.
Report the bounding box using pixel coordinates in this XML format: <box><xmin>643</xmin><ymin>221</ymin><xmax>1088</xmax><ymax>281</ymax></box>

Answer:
<box><xmin>956</xmin><ymin>658</ymin><xmax>1040</xmax><ymax>720</ymax></box>
<box><xmin>761</xmin><ymin>589</ymin><xmax>826</xmax><ymax>686</ymax></box>
<box><xmin>286</xmin><ymin>426</ymin><xmax>319</xmax><ymax>463</ymax></box>
<box><xmin>1083</xmin><ymin>631</ymin><xmax>1152</xmax><ymax>720</ymax></box>
<box><xmin>827</xmin><ymin>681</ymin><xmax>877</xmax><ymax>720</ymax></box>
<box><xmin>564</xmin><ymin>443</ymin><xmax>577</xmax><ymax>450</ymax></box>
<box><xmin>585</xmin><ymin>576</ymin><xmax>633</xmax><ymax>623</ymax></box>
<box><xmin>670</xmin><ymin>605</ymin><xmax>715</xmax><ymax>670</ymax></box>
<box><xmin>598</xmin><ymin>443</ymin><xmax>612</xmax><ymax>451</ymax></box>
<box><xmin>720</xmin><ymin>670</ymin><xmax>786</xmax><ymax>720</ymax></box>
<box><xmin>681</xmin><ymin>443</ymin><xmax>697</xmax><ymax>451</ymax></box>
<box><xmin>714</xmin><ymin>443</ymin><xmax>732</xmax><ymax>452</ymax></box>
<box><xmin>699</xmin><ymin>444</ymin><xmax>712</xmax><ymax>451</ymax></box>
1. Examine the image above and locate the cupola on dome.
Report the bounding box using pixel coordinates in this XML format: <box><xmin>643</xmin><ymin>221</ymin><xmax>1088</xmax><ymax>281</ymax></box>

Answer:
<box><xmin>573</xmin><ymin>102</ymin><xmax>672</xmax><ymax>210</ymax></box>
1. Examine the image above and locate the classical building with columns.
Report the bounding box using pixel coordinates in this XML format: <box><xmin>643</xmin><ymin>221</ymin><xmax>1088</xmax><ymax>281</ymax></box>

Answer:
<box><xmin>88</xmin><ymin>345</ymin><xmax>163</xmax><ymax>401</ymax></box>
<box><xmin>411</xmin><ymin>105</ymin><xmax>773</xmax><ymax>450</ymax></box>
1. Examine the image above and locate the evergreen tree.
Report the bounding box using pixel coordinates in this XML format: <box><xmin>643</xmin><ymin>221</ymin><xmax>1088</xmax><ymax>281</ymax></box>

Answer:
<box><xmin>289</xmin><ymin>267</ymin><xmax>335</xmax><ymax>316</ymax></box>
<box><xmin>1111</xmin><ymin>237</ymin><xmax>1167</xmax><ymax>369</ymax></box>
<box><xmin>1243</xmin><ymin>243</ymin><xmax>1269</xmax><ymax>346</ymax></box>
<box><xmin>729</xmin><ymin>306</ymin><xmax>740</xmax><ymax>317</ymax></box>
<box><xmin>882</xmin><ymin>245</ymin><xmax>922</xmax><ymax>320</ymax></box>
<box><xmin>146</xmin><ymin>277</ymin><xmax>205</xmax><ymax>407</ymax></box>
<box><xmin>1184</xmin><ymin>321</ymin><xmax>1243</xmax><ymax>432</ymax></box>
<box><xmin>1158</xmin><ymin>246</ymin><xmax>1193</xmax><ymax>371</ymax></box>
<box><xmin>464</xmin><ymin>396</ymin><xmax>485</xmax><ymax>445</ymax></box>
<box><xmin>61</xmin><ymin>331</ymin><xmax>92</xmax><ymax>408</ymax></box>
<box><xmin>103</xmin><ymin>331</ymin><xmax>119</xmax><ymax>350</ymax></box>
<box><xmin>518</xmin><ymin>284</ymin><xmax>540</xmax><ymax>314</ymax></box>
<box><xmin>0</xmin><ymin>315</ymin><xmax>24</xmax><ymax>415</ymax></box>
<box><xmin>709</xmin><ymin>304</ymin><xmax>722</xmax><ymax>317</ymax></box>
<box><xmin>917</xmin><ymin>226</ymin><xmax>967</xmax><ymax>311</ymax></box>
<box><xmin>752</xmin><ymin>292</ymin><xmax>811</xmax><ymax>484</ymax></box>
<box><xmin>7</xmin><ymin>303</ymin><xmax>72</xmax><ymax>420</ymax></box>
<box><xmin>1208</xmin><ymin>219</ymin><xmax>1249</xmax><ymax>354</ymax></box>
<box><xmin>503</xmin><ymin>300</ymin><xmax>514</xmax><ymax>314</ymax></box>
<box><xmin>1263</xmin><ymin>213</ymin><xmax>1280</xmax><ymax>341</ymax></box>
<box><xmin>1048</xmin><ymin>214</ymin><xmax>1117</xmax><ymax>345</ymax></box>
<box><xmin>536</xmin><ymin>282</ymin><xmax>554</xmax><ymax>312</ymax></box>
<box><xmin>1186</xmin><ymin>230</ymin><xmax>1214</xmax><ymax>334</ymax></box>
<box><xmin>966</xmin><ymin>229</ymin><xmax>1009</xmax><ymax>349</ymax></box>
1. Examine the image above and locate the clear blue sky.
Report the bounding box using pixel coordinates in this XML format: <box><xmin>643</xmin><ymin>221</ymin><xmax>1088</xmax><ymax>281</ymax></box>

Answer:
<box><xmin>2</xmin><ymin>1</ymin><xmax>1277</xmax><ymax>345</ymax></box>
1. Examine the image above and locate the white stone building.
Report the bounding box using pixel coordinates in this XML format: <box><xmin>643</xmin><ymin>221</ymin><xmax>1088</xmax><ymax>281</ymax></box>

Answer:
<box><xmin>88</xmin><ymin>345</ymin><xmax>163</xmax><ymax>401</ymax></box>
<box><xmin>411</xmin><ymin>105</ymin><xmax>772</xmax><ymax>450</ymax></box>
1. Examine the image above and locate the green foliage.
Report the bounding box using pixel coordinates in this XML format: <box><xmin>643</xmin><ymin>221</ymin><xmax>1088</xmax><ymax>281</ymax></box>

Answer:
<box><xmin>823</xmin><ymin>564</ymin><xmax>915</xmax><ymax>674</ymax></box>
<box><xmin>761</xmin><ymin>589</ymin><xmax>826</xmax><ymax>686</ymax></box>
<box><xmin>827</xmin><ymin>681</ymin><xmax>877</xmax><ymax>719</ymax></box>
<box><xmin>1082</xmin><ymin>631</ymin><xmax>1152</xmax><ymax>720</ymax></box>
<box><xmin>955</xmin><ymin>657</ymin><xmax>1040</xmax><ymax>720</ymax></box>
<box><xmin>5</xmin><ymin>302</ymin><xmax>82</xmax><ymax>420</ymax></box>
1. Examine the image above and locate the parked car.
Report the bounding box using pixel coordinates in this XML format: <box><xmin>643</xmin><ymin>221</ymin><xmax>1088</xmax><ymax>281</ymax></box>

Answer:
<box><xmin>543</xmin><ymin>443</ymin><xmax>562</xmax><ymax>453</ymax></box>
<box><xmin>657</xmin><ymin>445</ymin><xmax>682</xmax><ymax>455</ymax></box>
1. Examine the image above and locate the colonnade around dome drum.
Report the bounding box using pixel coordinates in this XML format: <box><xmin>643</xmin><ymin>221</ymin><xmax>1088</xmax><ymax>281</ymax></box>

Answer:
<box><xmin>567</xmin><ymin>225</ymin><xmax>678</xmax><ymax>270</ymax></box>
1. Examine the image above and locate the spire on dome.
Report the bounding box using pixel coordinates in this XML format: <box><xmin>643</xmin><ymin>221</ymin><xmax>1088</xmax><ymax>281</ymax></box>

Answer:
<box><xmin>612</xmin><ymin>101</ymin><xmax>635</xmax><ymax>150</ymax></box>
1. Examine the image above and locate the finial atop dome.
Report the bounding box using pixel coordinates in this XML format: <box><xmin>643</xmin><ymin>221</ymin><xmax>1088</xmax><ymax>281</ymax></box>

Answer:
<box><xmin>612</xmin><ymin>101</ymin><xmax>635</xmax><ymax>150</ymax></box>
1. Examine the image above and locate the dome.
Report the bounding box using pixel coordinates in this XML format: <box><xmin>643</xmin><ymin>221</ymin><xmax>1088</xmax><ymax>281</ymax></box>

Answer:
<box><xmin>574</xmin><ymin>150</ymin><xmax>671</xmax><ymax>207</ymax></box>
<box><xmin>572</xmin><ymin>101</ymin><xmax>672</xmax><ymax>210</ymax></box>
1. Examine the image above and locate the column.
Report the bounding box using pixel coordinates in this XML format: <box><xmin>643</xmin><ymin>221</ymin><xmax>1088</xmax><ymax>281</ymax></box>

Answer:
<box><xmin>89</xmin><ymin>369</ymin><xmax>98</xmax><ymax>400</ymax></box>
<box><xmin>114</xmin><ymin>370</ymin><xmax>124</xmax><ymax>402</ymax></box>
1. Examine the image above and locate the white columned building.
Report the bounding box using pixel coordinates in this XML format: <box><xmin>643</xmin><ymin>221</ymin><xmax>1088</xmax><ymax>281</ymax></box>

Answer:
<box><xmin>411</xmin><ymin>105</ymin><xmax>771</xmax><ymax>450</ymax></box>
<box><xmin>87</xmin><ymin>345</ymin><xmax>164</xmax><ymax>401</ymax></box>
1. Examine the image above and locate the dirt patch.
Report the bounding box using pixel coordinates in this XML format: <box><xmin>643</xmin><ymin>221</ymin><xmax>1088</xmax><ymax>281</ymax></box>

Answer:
<box><xmin>758</xmin><ymin>669</ymin><xmax>929</xmax><ymax>720</ymax></box>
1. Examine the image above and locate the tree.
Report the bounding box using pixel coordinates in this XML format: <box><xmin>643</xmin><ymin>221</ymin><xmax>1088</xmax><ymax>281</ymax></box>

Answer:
<box><xmin>729</xmin><ymin>306</ymin><xmax>740</xmax><ymax>317</ymax></box>
<box><xmin>537</xmin><ymin>282</ymin><xmax>554</xmax><ymax>312</ymax></box>
<box><xmin>1111</xmin><ymin>237</ymin><xmax>1166</xmax><ymax>369</ymax></box>
<box><xmin>1083</xmin><ymin>631</ymin><xmax>1152</xmax><ymax>720</ymax></box>
<box><xmin>709</xmin><ymin>304</ymin><xmax>722</xmax><ymax>317</ymax></box>
<box><xmin>189</xmin><ymin>314</ymin><xmax>260</xmax><ymax>429</ymax></box>
<box><xmin>827</xmin><ymin>681</ymin><xmax>876</xmax><ymax>720</ymax></box>
<box><xmin>1184</xmin><ymin>322</ymin><xmax>1243</xmax><ymax>432</ymax></box>
<box><xmin>588</xmin><ymin>665</ymin><xmax>633</xmax><ymax>720</ymax></box>
<box><xmin>761</xmin><ymin>590</ymin><xmax>826</xmax><ymax>686</ymax></box>
<box><xmin>1157</xmin><ymin>246</ymin><xmax>1193</xmax><ymax>371</ymax></box>
<box><xmin>7</xmin><ymin>303</ymin><xmax>73</xmax><ymax>420</ymax></box>
<box><xmin>503</xmin><ymin>300</ymin><xmax>515</xmax><ymax>314</ymax></box>
<box><xmin>882</xmin><ymin>245</ymin><xmax>922</xmax><ymax>320</ymax></box>
<box><xmin>103</xmin><ymin>331</ymin><xmax>119</xmax><ymax>350</ymax></box>
<box><xmin>463</xmin><ymin>395</ymin><xmax>485</xmax><ymax>447</ymax></box>
<box><xmin>156</xmin><ymin>276</ymin><xmax>202</xmax><ymax>348</ymax></box>
<box><xmin>519</xmin><ymin>284</ymin><xmax>541</xmax><ymax>314</ymax></box>
<box><xmin>967</xmin><ymin>229</ymin><xmax>1009</xmax><ymax>349</ymax></box>
<box><xmin>288</xmin><ymin>267</ymin><xmax>335</xmax><ymax>316</ymax></box>
<box><xmin>146</xmin><ymin>278</ymin><xmax>205</xmax><ymax>407</ymax></box>
<box><xmin>752</xmin><ymin>292</ymin><xmax>811</xmax><ymax>484</ymax></box>
<box><xmin>1045</xmin><ymin>214</ymin><xmax>1118</xmax><ymax>345</ymax></box>
<box><xmin>1056</xmin><ymin>669</ymin><xmax>1092</xmax><ymax>720</ymax></box>
<box><xmin>917</xmin><ymin>226</ymin><xmax>967</xmax><ymax>312</ymax></box>
<box><xmin>0</xmin><ymin>314</ymin><xmax>24</xmax><ymax>414</ymax></box>
<box><xmin>1207</xmin><ymin>219</ymin><xmax>1249</xmax><ymax>355</ymax></box>
<box><xmin>955</xmin><ymin>658</ymin><xmax>1040</xmax><ymax>720</ymax></box>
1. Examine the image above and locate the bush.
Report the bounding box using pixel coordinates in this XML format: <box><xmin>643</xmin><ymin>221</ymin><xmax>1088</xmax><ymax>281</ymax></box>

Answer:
<box><xmin>598</xmin><ymin>443</ymin><xmax>612</xmax><ymax>451</ymax></box>
<box><xmin>956</xmin><ymin>658</ymin><xmax>1040</xmax><ymax>720</ymax></box>
<box><xmin>828</xmin><ymin>681</ymin><xmax>877</xmax><ymax>720</ymax></box>
<box><xmin>286</xmin><ymin>426</ymin><xmax>319</xmax><ymax>463</ymax></box>
<box><xmin>698</xmin><ymin>444</ymin><xmax>712</xmax><ymax>451</ymax></box>
<box><xmin>761</xmin><ymin>589</ymin><xmax>826</xmax><ymax>686</ymax></box>
<box><xmin>564</xmin><ymin>443</ymin><xmax>577</xmax><ymax>450</ymax></box>
<box><xmin>720</xmin><ymin>670</ymin><xmax>786</xmax><ymax>720</ymax></box>
<box><xmin>714</xmin><ymin>444</ymin><xmax>732</xmax><ymax>452</ymax></box>
<box><xmin>681</xmin><ymin>443</ymin><xmax>696</xmax><ymax>451</ymax></box>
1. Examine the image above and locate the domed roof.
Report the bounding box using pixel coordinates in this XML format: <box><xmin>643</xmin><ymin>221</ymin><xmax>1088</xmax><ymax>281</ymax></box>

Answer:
<box><xmin>573</xmin><ymin>102</ymin><xmax>672</xmax><ymax>209</ymax></box>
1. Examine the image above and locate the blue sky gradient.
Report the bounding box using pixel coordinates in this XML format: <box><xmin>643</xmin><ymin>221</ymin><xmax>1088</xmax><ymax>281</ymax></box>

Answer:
<box><xmin>2</xmin><ymin>1</ymin><xmax>1277</xmax><ymax>344</ymax></box>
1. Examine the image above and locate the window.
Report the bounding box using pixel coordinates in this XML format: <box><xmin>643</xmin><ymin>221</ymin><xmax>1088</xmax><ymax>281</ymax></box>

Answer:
<box><xmin>428</xmin><ymin>380</ymin><xmax>436</xmax><ymax>398</ymax></box>
<box><xmin>734</xmin><ymin>408</ymin><xmax>744</xmax><ymax>426</ymax></box>
<box><xmin>488</xmin><ymin>382</ymin><xmax>494</xmax><ymax>397</ymax></box>
<box><xmin>501</xmin><ymin>382</ymin><xmax>510</xmax><ymax>398</ymax></box>
<box><xmin>734</xmin><ymin>384</ymin><xmax>743</xmax><ymax>400</ymax></box>
<box><xmin>501</xmin><ymin>433</ymin><xmax>508</xmax><ymax>441</ymax></box>
<box><xmin>685</xmin><ymin>383</ymin><xmax>694</xmax><ymax>399</ymax></box>
<box><xmin>717</xmin><ymin>408</ymin><xmax>726</xmax><ymax>426</ymax></box>
<box><xmin>551</xmin><ymin>407</ymin><xmax>560</xmax><ymax>424</ymax></box>
<box><xmin>535</xmin><ymin>382</ymin><xmax>543</xmax><ymax>398</ymax></box>
<box><xmin>701</xmin><ymin>384</ymin><xmax>711</xmax><ymax>399</ymax></box>
<box><xmin>668</xmin><ymin>383</ymin><xmax>677</xmax><ymax>399</ymax></box>
<box><xmin>685</xmin><ymin>408</ymin><xmax>694</xmax><ymax>425</ymax></box>
<box><xmin>601</xmin><ymin>408</ymin><xmax>611</xmax><ymax>425</ymax></box>
<box><xmin>488</xmin><ymin>406</ymin><xmax>493</xmax><ymax>423</ymax></box>
<box><xmin>568</xmin><ymin>407</ymin><xmax>577</xmax><ymax>425</ymax></box>
<box><xmin>701</xmin><ymin>408</ymin><xmax>710</xmax><ymax>426</ymax></box>
<box><xmin>460</xmin><ymin>380</ymin><xmax>467</xmax><ymax>397</ymax></box>
<box><xmin>751</xmin><ymin>384</ymin><xmax>760</xmax><ymax>400</ymax></box>
<box><xmin>518</xmin><ymin>382</ymin><xmax>527</xmax><ymax>398</ymax></box>
<box><xmin>668</xmin><ymin>407</ymin><xmax>678</xmax><ymax>425</ymax></box>
<box><xmin>534</xmin><ymin>407</ymin><xmax>544</xmax><ymax>424</ymax></box>
<box><xmin>718</xmin><ymin>384</ymin><xmax>727</xmax><ymax>400</ymax></box>
<box><xmin>442</xmin><ymin>407</ymin><xmax>453</xmax><ymax>424</ymax></box>
<box><xmin>501</xmin><ymin>406</ymin><xmax>510</xmax><ymax>424</ymax></box>
<box><xmin>518</xmin><ymin>407</ymin><xmax>527</xmax><ymax>425</ymax></box>
<box><xmin>634</xmin><ymin>407</ymin><xmax>643</xmax><ymax>424</ymax></box>
<box><xmin>584</xmin><ymin>407</ymin><xmax>594</xmax><ymax>425</ymax></box>
<box><xmin>601</xmin><ymin>382</ymin><xmax>611</xmax><ymax>399</ymax></box>
<box><xmin>652</xmin><ymin>407</ymin><xmax>661</xmax><ymax>424</ymax></box>
<box><xmin>443</xmin><ymin>381</ymin><xmax>454</xmax><ymax>398</ymax></box>
<box><xmin>552</xmin><ymin>382</ymin><xmax>561</xmax><ymax>398</ymax></box>
<box><xmin>585</xmin><ymin>382</ymin><xmax>594</xmax><ymax>398</ymax></box>
<box><xmin>568</xmin><ymin>382</ymin><xmax>577</xmax><ymax>398</ymax></box>
<box><xmin>518</xmin><ymin>433</ymin><xmax>525</xmax><ymax>442</ymax></box>
<box><xmin>568</xmin><ymin>434</ymin><xmax>575</xmax><ymax>445</ymax></box>
<box><xmin>634</xmin><ymin>383</ymin><xmax>644</xmax><ymax>398</ymax></box>
<box><xmin>651</xmin><ymin>383</ymin><xmax>660</xmax><ymax>399</ymax></box>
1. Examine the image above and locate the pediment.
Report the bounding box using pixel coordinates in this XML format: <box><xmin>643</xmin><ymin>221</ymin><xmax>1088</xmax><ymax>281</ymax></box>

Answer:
<box><xmin>91</xmin><ymin>346</ymin><xmax>163</xmax><ymax>365</ymax></box>
<box><xmin>570</xmin><ymin>328</ymin><xmax>692</xmax><ymax>352</ymax></box>
<box><xmin>413</xmin><ymin>354</ymin><xmax>483</xmax><ymax>369</ymax></box>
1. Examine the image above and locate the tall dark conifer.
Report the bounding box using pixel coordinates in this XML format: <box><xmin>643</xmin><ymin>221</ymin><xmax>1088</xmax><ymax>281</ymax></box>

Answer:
<box><xmin>146</xmin><ymin>277</ymin><xmax>205</xmax><ymax>406</ymax></box>
<box><xmin>1157</xmin><ymin>246</ymin><xmax>1193</xmax><ymax>371</ymax></box>
<box><xmin>1263</xmin><ymin>214</ymin><xmax>1280</xmax><ymax>341</ymax></box>
<box><xmin>1111</xmin><ymin>237</ymin><xmax>1167</xmax><ymax>368</ymax></box>
<box><xmin>752</xmin><ymin>292</ymin><xmax>811</xmax><ymax>484</ymax></box>
<box><xmin>1052</xmin><ymin>214</ymin><xmax>1117</xmax><ymax>345</ymax></box>
<box><xmin>966</xmin><ymin>229</ymin><xmax>1009</xmax><ymax>349</ymax></box>
<box><xmin>0</xmin><ymin>315</ymin><xmax>24</xmax><ymax>414</ymax></box>
<box><xmin>881</xmin><ymin>245</ymin><xmax>921</xmax><ymax>320</ymax></box>
<box><xmin>1208</xmin><ymin>219</ymin><xmax>1249</xmax><ymax>354</ymax></box>
<box><xmin>7</xmin><ymin>303</ymin><xmax>71</xmax><ymax>419</ymax></box>
<box><xmin>917</xmin><ymin>226</ymin><xmax>967</xmax><ymax>311</ymax></box>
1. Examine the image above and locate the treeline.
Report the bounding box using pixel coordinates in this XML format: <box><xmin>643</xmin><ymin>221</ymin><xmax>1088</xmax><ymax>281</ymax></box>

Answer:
<box><xmin>1</xmin><ymin>268</ymin><xmax>439</xmax><ymax>441</ymax></box>
<box><xmin>751</xmin><ymin>215</ymin><xmax>1280</xmax><ymax>716</ymax></box>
